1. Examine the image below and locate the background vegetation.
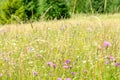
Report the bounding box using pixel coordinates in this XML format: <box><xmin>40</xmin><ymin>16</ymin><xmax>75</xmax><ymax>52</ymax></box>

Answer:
<box><xmin>0</xmin><ymin>0</ymin><xmax>120</xmax><ymax>24</ymax></box>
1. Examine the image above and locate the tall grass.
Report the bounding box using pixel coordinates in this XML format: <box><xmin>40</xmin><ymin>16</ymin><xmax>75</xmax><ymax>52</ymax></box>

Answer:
<box><xmin>0</xmin><ymin>14</ymin><xmax>120</xmax><ymax>80</ymax></box>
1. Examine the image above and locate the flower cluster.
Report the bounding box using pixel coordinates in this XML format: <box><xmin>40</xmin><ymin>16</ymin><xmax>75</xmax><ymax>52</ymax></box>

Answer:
<box><xmin>105</xmin><ymin>55</ymin><xmax>120</xmax><ymax>67</ymax></box>
<box><xmin>63</xmin><ymin>59</ymin><xmax>72</xmax><ymax>69</ymax></box>
<box><xmin>47</xmin><ymin>62</ymin><xmax>56</xmax><ymax>68</ymax></box>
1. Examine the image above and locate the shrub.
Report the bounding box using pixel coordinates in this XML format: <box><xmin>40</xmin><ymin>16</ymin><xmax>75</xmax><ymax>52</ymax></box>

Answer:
<box><xmin>105</xmin><ymin>0</ymin><xmax>120</xmax><ymax>13</ymax></box>
<box><xmin>21</xmin><ymin>0</ymin><xmax>41</xmax><ymax>20</ymax></box>
<box><xmin>39</xmin><ymin>0</ymin><xmax>70</xmax><ymax>20</ymax></box>
<box><xmin>91</xmin><ymin>0</ymin><xmax>104</xmax><ymax>13</ymax></box>
<box><xmin>0</xmin><ymin>0</ymin><xmax>41</xmax><ymax>24</ymax></box>
<box><xmin>68</xmin><ymin>0</ymin><xmax>120</xmax><ymax>14</ymax></box>
<box><xmin>67</xmin><ymin>0</ymin><xmax>90</xmax><ymax>13</ymax></box>
<box><xmin>0</xmin><ymin>0</ymin><xmax>26</xmax><ymax>24</ymax></box>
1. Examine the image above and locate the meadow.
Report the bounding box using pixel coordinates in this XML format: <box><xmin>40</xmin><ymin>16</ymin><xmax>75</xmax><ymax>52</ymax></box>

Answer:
<box><xmin>0</xmin><ymin>14</ymin><xmax>120</xmax><ymax>80</ymax></box>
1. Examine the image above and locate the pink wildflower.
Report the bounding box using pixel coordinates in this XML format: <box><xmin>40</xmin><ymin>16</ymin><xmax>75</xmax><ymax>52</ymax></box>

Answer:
<box><xmin>104</xmin><ymin>41</ymin><xmax>111</xmax><ymax>47</ymax></box>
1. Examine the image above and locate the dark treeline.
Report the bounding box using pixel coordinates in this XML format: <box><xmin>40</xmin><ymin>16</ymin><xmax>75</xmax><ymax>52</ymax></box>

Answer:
<box><xmin>0</xmin><ymin>0</ymin><xmax>120</xmax><ymax>24</ymax></box>
<box><xmin>68</xmin><ymin>0</ymin><xmax>120</xmax><ymax>13</ymax></box>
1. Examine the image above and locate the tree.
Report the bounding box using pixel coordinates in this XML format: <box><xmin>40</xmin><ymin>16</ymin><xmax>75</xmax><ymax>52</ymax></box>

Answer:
<box><xmin>106</xmin><ymin>0</ymin><xmax>120</xmax><ymax>13</ymax></box>
<box><xmin>0</xmin><ymin>0</ymin><xmax>26</xmax><ymax>24</ymax></box>
<box><xmin>39</xmin><ymin>0</ymin><xmax>70</xmax><ymax>20</ymax></box>
<box><xmin>0</xmin><ymin>0</ymin><xmax>41</xmax><ymax>24</ymax></box>
<box><xmin>91</xmin><ymin>0</ymin><xmax>104</xmax><ymax>13</ymax></box>
<box><xmin>21</xmin><ymin>0</ymin><xmax>41</xmax><ymax>20</ymax></box>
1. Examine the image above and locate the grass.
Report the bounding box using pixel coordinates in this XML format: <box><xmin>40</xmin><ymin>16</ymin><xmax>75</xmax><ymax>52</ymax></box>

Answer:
<box><xmin>0</xmin><ymin>14</ymin><xmax>120</xmax><ymax>80</ymax></box>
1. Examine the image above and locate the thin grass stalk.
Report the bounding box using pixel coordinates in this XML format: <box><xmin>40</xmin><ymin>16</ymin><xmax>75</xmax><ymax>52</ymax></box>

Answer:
<box><xmin>89</xmin><ymin>0</ymin><xmax>94</xmax><ymax>14</ymax></box>
<box><xmin>72</xmin><ymin>0</ymin><xmax>77</xmax><ymax>15</ymax></box>
<box><xmin>104</xmin><ymin>0</ymin><xmax>107</xmax><ymax>12</ymax></box>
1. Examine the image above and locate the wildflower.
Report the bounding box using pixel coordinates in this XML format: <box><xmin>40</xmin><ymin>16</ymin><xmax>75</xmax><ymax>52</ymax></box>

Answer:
<box><xmin>65</xmin><ymin>60</ymin><xmax>71</xmax><ymax>64</ymax></box>
<box><xmin>33</xmin><ymin>71</ymin><xmax>38</xmax><ymax>76</ymax></box>
<box><xmin>104</xmin><ymin>41</ymin><xmax>111</xmax><ymax>47</ymax></box>
<box><xmin>71</xmin><ymin>72</ymin><xmax>75</xmax><ymax>75</ymax></box>
<box><xmin>105</xmin><ymin>61</ymin><xmax>109</xmax><ymax>65</ymax></box>
<box><xmin>57</xmin><ymin>78</ymin><xmax>62</xmax><ymax>80</ymax></box>
<box><xmin>53</xmin><ymin>64</ymin><xmax>56</xmax><ymax>68</ymax></box>
<box><xmin>109</xmin><ymin>55</ymin><xmax>116</xmax><ymax>62</ymax></box>
<box><xmin>63</xmin><ymin>66</ymin><xmax>69</xmax><ymax>69</ymax></box>
<box><xmin>64</xmin><ymin>62</ymin><xmax>67</xmax><ymax>65</ymax></box>
<box><xmin>47</xmin><ymin>62</ymin><xmax>53</xmax><ymax>66</ymax></box>
<box><xmin>114</xmin><ymin>62</ymin><xmax>120</xmax><ymax>67</ymax></box>
<box><xmin>66</xmin><ymin>78</ymin><xmax>71</xmax><ymax>80</ymax></box>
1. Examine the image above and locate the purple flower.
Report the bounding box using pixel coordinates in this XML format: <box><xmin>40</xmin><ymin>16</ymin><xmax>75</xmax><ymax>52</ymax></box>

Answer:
<box><xmin>71</xmin><ymin>72</ymin><xmax>75</xmax><ymax>75</ymax></box>
<box><xmin>63</xmin><ymin>66</ymin><xmax>69</xmax><ymax>69</ymax></box>
<box><xmin>114</xmin><ymin>62</ymin><xmax>120</xmax><ymax>67</ymax></box>
<box><xmin>53</xmin><ymin>64</ymin><xmax>56</xmax><ymax>68</ymax></box>
<box><xmin>66</xmin><ymin>78</ymin><xmax>71</xmax><ymax>80</ymax></box>
<box><xmin>33</xmin><ymin>71</ymin><xmax>38</xmax><ymax>76</ymax></box>
<box><xmin>104</xmin><ymin>41</ymin><xmax>111</xmax><ymax>47</ymax></box>
<box><xmin>105</xmin><ymin>60</ymin><xmax>109</xmax><ymax>65</ymax></box>
<box><xmin>47</xmin><ymin>62</ymin><xmax>53</xmax><ymax>66</ymax></box>
<box><xmin>57</xmin><ymin>78</ymin><xmax>62</xmax><ymax>80</ymax></box>
<box><xmin>109</xmin><ymin>55</ymin><xmax>116</xmax><ymax>61</ymax></box>
<box><xmin>64</xmin><ymin>62</ymin><xmax>67</xmax><ymax>65</ymax></box>
<box><xmin>65</xmin><ymin>60</ymin><xmax>71</xmax><ymax>64</ymax></box>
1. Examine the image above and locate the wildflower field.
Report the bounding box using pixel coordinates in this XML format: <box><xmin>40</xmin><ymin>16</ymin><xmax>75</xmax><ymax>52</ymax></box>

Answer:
<box><xmin>0</xmin><ymin>14</ymin><xmax>120</xmax><ymax>80</ymax></box>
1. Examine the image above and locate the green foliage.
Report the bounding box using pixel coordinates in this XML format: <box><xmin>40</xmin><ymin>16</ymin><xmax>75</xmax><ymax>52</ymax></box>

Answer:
<box><xmin>68</xmin><ymin>0</ymin><xmax>120</xmax><ymax>14</ymax></box>
<box><xmin>0</xmin><ymin>0</ymin><xmax>26</xmax><ymax>24</ymax></box>
<box><xmin>0</xmin><ymin>0</ymin><xmax>41</xmax><ymax>24</ymax></box>
<box><xmin>0</xmin><ymin>0</ymin><xmax>70</xmax><ymax>24</ymax></box>
<box><xmin>0</xmin><ymin>0</ymin><xmax>120</xmax><ymax>24</ymax></box>
<box><xmin>21</xmin><ymin>0</ymin><xmax>41</xmax><ymax>20</ymax></box>
<box><xmin>67</xmin><ymin>0</ymin><xmax>90</xmax><ymax>13</ymax></box>
<box><xmin>39</xmin><ymin>0</ymin><xmax>70</xmax><ymax>20</ymax></box>
<box><xmin>91</xmin><ymin>0</ymin><xmax>104</xmax><ymax>13</ymax></box>
<box><xmin>105</xmin><ymin>0</ymin><xmax>120</xmax><ymax>13</ymax></box>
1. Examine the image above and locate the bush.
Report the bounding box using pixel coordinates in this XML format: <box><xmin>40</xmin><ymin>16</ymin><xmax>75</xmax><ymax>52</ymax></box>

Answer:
<box><xmin>21</xmin><ymin>0</ymin><xmax>41</xmax><ymax>20</ymax></box>
<box><xmin>67</xmin><ymin>0</ymin><xmax>90</xmax><ymax>13</ymax></box>
<box><xmin>91</xmin><ymin>0</ymin><xmax>104</xmax><ymax>13</ymax></box>
<box><xmin>68</xmin><ymin>0</ymin><xmax>120</xmax><ymax>14</ymax></box>
<box><xmin>0</xmin><ymin>0</ymin><xmax>41</xmax><ymax>24</ymax></box>
<box><xmin>0</xmin><ymin>0</ymin><xmax>26</xmax><ymax>24</ymax></box>
<box><xmin>39</xmin><ymin>0</ymin><xmax>70</xmax><ymax>20</ymax></box>
<box><xmin>106</xmin><ymin>0</ymin><xmax>120</xmax><ymax>13</ymax></box>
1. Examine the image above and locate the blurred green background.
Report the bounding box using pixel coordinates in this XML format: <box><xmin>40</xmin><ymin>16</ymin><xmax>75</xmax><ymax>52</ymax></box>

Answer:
<box><xmin>0</xmin><ymin>0</ymin><xmax>120</xmax><ymax>24</ymax></box>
